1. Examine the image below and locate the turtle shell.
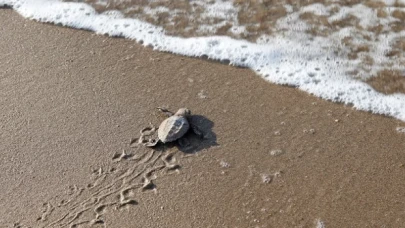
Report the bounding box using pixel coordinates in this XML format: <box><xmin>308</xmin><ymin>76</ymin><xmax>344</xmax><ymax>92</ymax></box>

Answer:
<box><xmin>157</xmin><ymin>116</ymin><xmax>190</xmax><ymax>143</ymax></box>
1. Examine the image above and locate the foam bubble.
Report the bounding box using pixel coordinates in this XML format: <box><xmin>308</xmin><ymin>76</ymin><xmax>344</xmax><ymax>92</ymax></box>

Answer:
<box><xmin>2</xmin><ymin>0</ymin><xmax>405</xmax><ymax>122</ymax></box>
<box><xmin>396</xmin><ymin>127</ymin><xmax>405</xmax><ymax>134</ymax></box>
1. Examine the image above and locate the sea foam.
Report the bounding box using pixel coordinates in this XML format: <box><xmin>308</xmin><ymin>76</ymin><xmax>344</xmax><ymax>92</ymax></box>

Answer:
<box><xmin>1</xmin><ymin>0</ymin><xmax>405</xmax><ymax>121</ymax></box>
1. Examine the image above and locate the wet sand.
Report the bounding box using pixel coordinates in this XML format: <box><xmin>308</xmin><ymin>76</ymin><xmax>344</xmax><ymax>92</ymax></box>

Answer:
<box><xmin>1</xmin><ymin>9</ymin><xmax>405</xmax><ymax>228</ymax></box>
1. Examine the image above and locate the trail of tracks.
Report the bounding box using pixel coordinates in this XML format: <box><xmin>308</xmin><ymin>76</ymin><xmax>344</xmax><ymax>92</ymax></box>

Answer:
<box><xmin>37</xmin><ymin>145</ymin><xmax>180</xmax><ymax>228</ymax></box>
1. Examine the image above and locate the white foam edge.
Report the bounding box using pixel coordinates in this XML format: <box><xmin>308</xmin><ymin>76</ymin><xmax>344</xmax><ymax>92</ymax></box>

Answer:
<box><xmin>1</xmin><ymin>0</ymin><xmax>405</xmax><ymax>122</ymax></box>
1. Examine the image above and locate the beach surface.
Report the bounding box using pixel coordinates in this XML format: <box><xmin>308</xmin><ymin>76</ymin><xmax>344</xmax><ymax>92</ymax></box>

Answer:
<box><xmin>1</xmin><ymin>9</ymin><xmax>405</xmax><ymax>227</ymax></box>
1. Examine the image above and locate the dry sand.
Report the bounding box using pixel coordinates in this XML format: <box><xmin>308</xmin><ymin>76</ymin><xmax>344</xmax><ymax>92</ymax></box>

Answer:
<box><xmin>1</xmin><ymin>9</ymin><xmax>405</xmax><ymax>228</ymax></box>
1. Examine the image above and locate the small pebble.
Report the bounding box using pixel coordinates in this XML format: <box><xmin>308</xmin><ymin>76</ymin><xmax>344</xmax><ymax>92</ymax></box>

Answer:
<box><xmin>198</xmin><ymin>90</ymin><xmax>208</xmax><ymax>99</ymax></box>
<box><xmin>261</xmin><ymin>174</ymin><xmax>272</xmax><ymax>183</ymax></box>
<box><xmin>270</xmin><ymin>149</ymin><xmax>283</xmax><ymax>156</ymax></box>
<box><xmin>220</xmin><ymin>160</ymin><xmax>230</xmax><ymax>168</ymax></box>
<box><xmin>316</xmin><ymin>219</ymin><xmax>325</xmax><ymax>228</ymax></box>
<box><xmin>273</xmin><ymin>171</ymin><xmax>282</xmax><ymax>177</ymax></box>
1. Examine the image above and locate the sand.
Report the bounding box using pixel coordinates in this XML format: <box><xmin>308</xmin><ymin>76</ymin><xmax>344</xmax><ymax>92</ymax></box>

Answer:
<box><xmin>1</xmin><ymin>9</ymin><xmax>405</xmax><ymax>228</ymax></box>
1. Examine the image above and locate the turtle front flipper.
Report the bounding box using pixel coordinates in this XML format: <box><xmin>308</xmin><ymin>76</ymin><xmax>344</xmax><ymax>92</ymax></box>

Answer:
<box><xmin>189</xmin><ymin>121</ymin><xmax>204</xmax><ymax>139</ymax></box>
<box><xmin>140</xmin><ymin>125</ymin><xmax>157</xmax><ymax>136</ymax></box>
<box><xmin>157</xmin><ymin>107</ymin><xmax>174</xmax><ymax>117</ymax></box>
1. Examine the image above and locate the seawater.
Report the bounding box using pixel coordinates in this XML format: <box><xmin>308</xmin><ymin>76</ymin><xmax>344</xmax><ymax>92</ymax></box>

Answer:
<box><xmin>1</xmin><ymin>0</ymin><xmax>405</xmax><ymax>121</ymax></box>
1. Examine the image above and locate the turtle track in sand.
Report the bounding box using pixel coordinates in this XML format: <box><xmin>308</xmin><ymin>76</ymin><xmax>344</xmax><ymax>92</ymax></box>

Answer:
<box><xmin>35</xmin><ymin>144</ymin><xmax>181</xmax><ymax>227</ymax></box>
<box><xmin>14</xmin><ymin>113</ymin><xmax>216</xmax><ymax>228</ymax></box>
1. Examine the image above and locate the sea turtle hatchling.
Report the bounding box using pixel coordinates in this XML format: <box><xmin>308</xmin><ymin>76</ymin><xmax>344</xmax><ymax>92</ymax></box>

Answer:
<box><xmin>138</xmin><ymin>108</ymin><xmax>202</xmax><ymax>147</ymax></box>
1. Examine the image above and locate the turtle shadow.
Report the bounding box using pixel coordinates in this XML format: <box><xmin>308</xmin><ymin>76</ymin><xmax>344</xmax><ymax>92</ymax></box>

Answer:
<box><xmin>153</xmin><ymin>114</ymin><xmax>218</xmax><ymax>154</ymax></box>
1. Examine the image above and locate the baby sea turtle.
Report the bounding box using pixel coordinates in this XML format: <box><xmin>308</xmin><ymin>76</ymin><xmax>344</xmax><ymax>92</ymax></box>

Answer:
<box><xmin>138</xmin><ymin>108</ymin><xmax>202</xmax><ymax>147</ymax></box>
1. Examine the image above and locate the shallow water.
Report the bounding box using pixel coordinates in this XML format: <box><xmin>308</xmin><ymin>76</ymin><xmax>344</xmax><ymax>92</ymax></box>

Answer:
<box><xmin>73</xmin><ymin>0</ymin><xmax>405</xmax><ymax>93</ymax></box>
<box><xmin>1</xmin><ymin>0</ymin><xmax>405</xmax><ymax>121</ymax></box>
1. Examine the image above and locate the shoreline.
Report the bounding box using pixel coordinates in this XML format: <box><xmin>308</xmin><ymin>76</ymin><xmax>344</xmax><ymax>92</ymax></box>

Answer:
<box><xmin>1</xmin><ymin>10</ymin><xmax>405</xmax><ymax>227</ymax></box>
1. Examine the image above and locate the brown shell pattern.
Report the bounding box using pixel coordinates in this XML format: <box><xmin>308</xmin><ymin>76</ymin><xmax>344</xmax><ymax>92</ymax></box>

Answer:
<box><xmin>157</xmin><ymin>116</ymin><xmax>190</xmax><ymax>143</ymax></box>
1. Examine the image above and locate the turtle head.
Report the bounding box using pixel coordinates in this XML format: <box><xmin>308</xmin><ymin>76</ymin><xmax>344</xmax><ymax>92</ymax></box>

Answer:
<box><xmin>175</xmin><ymin>108</ymin><xmax>191</xmax><ymax>117</ymax></box>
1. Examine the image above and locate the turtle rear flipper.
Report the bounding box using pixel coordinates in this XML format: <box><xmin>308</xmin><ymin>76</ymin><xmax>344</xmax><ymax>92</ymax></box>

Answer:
<box><xmin>144</xmin><ymin>138</ymin><xmax>160</xmax><ymax>147</ymax></box>
<box><xmin>139</xmin><ymin>126</ymin><xmax>160</xmax><ymax>147</ymax></box>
